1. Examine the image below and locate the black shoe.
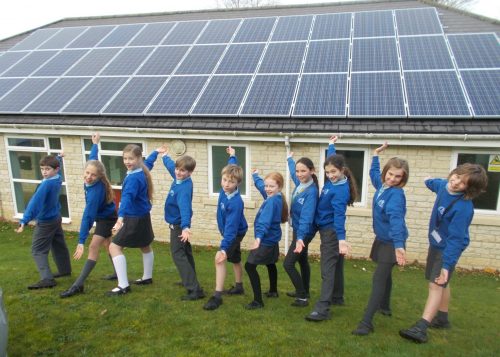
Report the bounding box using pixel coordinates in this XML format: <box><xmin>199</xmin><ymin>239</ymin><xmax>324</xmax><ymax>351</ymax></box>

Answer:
<box><xmin>225</xmin><ymin>285</ymin><xmax>244</xmax><ymax>295</ymax></box>
<box><xmin>286</xmin><ymin>291</ymin><xmax>310</xmax><ymax>299</ymax></box>
<box><xmin>332</xmin><ymin>298</ymin><xmax>345</xmax><ymax>306</ymax></box>
<box><xmin>352</xmin><ymin>322</ymin><xmax>374</xmax><ymax>336</ymax></box>
<box><xmin>265</xmin><ymin>291</ymin><xmax>279</xmax><ymax>298</ymax></box>
<box><xmin>399</xmin><ymin>325</ymin><xmax>428</xmax><ymax>343</ymax></box>
<box><xmin>106</xmin><ymin>286</ymin><xmax>131</xmax><ymax>296</ymax></box>
<box><xmin>53</xmin><ymin>272</ymin><xmax>71</xmax><ymax>278</ymax></box>
<box><xmin>28</xmin><ymin>279</ymin><xmax>57</xmax><ymax>290</ymax></box>
<box><xmin>245</xmin><ymin>300</ymin><xmax>264</xmax><ymax>310</ymax></box>
<box><xmin>378</xmin><ymin>308</ymin><xmax>392</xmax><ymax>316</ymax></box>
<box><xmin>132</xmin><ymin>278</ymin><xmax>153</xmax><ymax>285</ymax></box>
<box><xmin>102</xmin><ymin>274</ymin><xmax>117</xmax><ymax>281</ymax></box>
<box><xmin>430</xmin><ymin>317</ymin><xmax>451</xmax><ymax>329</ymax></box>
<box><xmin>60</xmin><ymin>285</ymin><xmax>84</xmax><ymax>298</ymax></box>
<box><xmin>291</xmin><ymin>298</ymin><xmax>309</xmax><ymax>307</ymax></box>
<box><xmin>305</xmin><ymin>311</ymin><xmax>331</xmax><ymax>322</ymax></box>
<box><xmin>181</xmin><ymin>289</ymin><xmax>205</xmax><ymax>301</ymax></box>
<box><xmin>203</xmin><ymin>296</ymin><xmax>223</xmax><ymax>310</ymax></box>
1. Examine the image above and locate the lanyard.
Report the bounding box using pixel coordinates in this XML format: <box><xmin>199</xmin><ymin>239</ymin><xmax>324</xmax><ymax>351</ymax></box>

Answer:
<box><xmin>435</xmin><ymin>194</ymin><xmax>463</xmax><ymax>229</ymax></box>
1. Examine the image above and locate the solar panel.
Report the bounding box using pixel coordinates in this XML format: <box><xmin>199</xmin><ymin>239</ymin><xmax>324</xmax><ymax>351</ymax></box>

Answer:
<box><xmin>32</xmin><ymin>49</ymin><xmax>88</xmax><ymax>76</ymax></box>
<box><xmin>293</xmin><ymin>73</ymin><xmax>347</xmax><ymax>117</ymax></box>
<box><xmin>0</xmin><ymin>52</ymin><xmax>29</xmax><ymax>75</ymax></box>
<box><xmin>303</xmin><ymin>40</ymin><xmax>349</xmax><ymax>73</ymax></box>
<box><xmin>258</xmin><ymin>42</ymin><xmax>306</xmax><ymax>74</ymax></box>
<box><xmin>64</xmin><ymin>48</ymin><xmax>120</xmax><ymax>76</ymax></box>
<box><xmin>38</xmin><ymin>27</ymin><xmax>87</xmax><ymax>50</ymax></box>
<box><xmin>162</xmin><ymin>21</ymin><xmax>207</xmax><ymax>45</ymax></box>
<box><xmin>100</xmin><ymin>47</ymin><xmax>154</xmax><ymax>76</ymax></box>
<box><xmin>196</xmin><ymin>19</ymin><xmax>241</xmax><ymax>44</ymax></box>
<box><xmin>67</xmin><ymin>26</ymin><xmax>115</xmax><ymax>48</ymax></box>
<box><xmin>353</xmin><ymin>10</ymin><xmax>395</xmax><ymax>38</ymax></box>
<box><xmin>175</xmin><ymin>45</ymin><xmax>226</xmax><ymax>75</ymax></box>
<box><xmin>395</xmin><ymin>8</ymin><xmax>442</xmax><ymax>36</ymax></box>
<box><xmin>311</xmin><ymin>13</ymin><xmax>352</xmax><ymax>40</ymax></box>
<box><xmin>404</xmin><ymin>71</ymin><xmax>470</xmax><ymax>117</ymax></box>
<box><xmin>62</xmin><ymin>77</ymin><xmax>128</xmax><ymax>113</ymax></box>
<box><xmin>8</xmin><ymin>29</ymin><xmax>60</xmax><ymax>51</ymax></box>
<box><xmin>216</xmin><ymin>43</ymin><xmax>265</xmax><ymax>74</ymax></box>
<box><xmin>399</xmin><ymin>36</ymin><xmax>454</xmax><ymax>70</ymax></box>
<box><xmin>241</xmin><ymin>74</ymin><xmax>298</xmax><ymax>116</ymax></box>
<box><xmin>137</xmin><ymin>46</ymin><xmax>189</xmax><ymax>75</ymax></box>
<box><xmin>0</xmin><ymin>78</ymin><xmax>23</xmax><ymax>99</ymax></box>
<box><xmin>147</xmin><ymin>76</ymin><xmax>208</xmax><ymax>115</ymax></box>
<box><xmin>349</xmin><ymin>72</ymin><xmax>405</xmax><ymax>117</ymax></box>
<box><xmin>447</xmin><ymin>33</ymin><xmax>500</xmax><ymax>69</ymax></box>
<box><xmin>102</xmin><ymin>76</ymin><xmax>167</xmax><ymax>114</ymax></box>
<box><xmin>129</xmin><ymin>22</ymin><xmax>175</xmax><ymax>46</ymax></box>
<box><xmin>23</xmin><ymin>77</ymin><xmax>91</xmax><ymax>113</ymax></box>
<box><xmin>461</xmin><ymin>70</ymin><xmax>500</xmax><ymax>117</ymax></box>
<box><xmin>352</xmin><ymin>37</ymin><xmax>399</xmax><ymax>72</ymax></box>
<box><xmin>97</xmin><ymin>24</ymin><xmax>144</xmax><ymax>47</ymax></box>
<box><xmin>0</xmin><ymin>78</ymin><xmax>56</xmax><ymax>112</ymax></box>
<box><xmin>233</xmin><ymin>17</ymin><xmax>276</xmax><ymax>43</ymax></box>
<box><xmin>271</xmin><ymin>15</ymin><xmax>313</xmax><ymax>42</ymax></box>
<box><xmin>2</xmin><ymin>51</ymin><xmax>58</xmax><ymax>77</ymax></box>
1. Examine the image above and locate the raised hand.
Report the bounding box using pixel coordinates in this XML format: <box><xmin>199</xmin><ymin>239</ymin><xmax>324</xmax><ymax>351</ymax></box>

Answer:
<box><xmin>92</xmin><ymin>132</ymin><xmax>100</xmax><ymax>144</ymax></box>
<box><xmin>226</xmin><ymin>146</ymin><xmax>236</xmax><ymax>157</ymax></box>
<box><xmin>374</xmin><ymin>141</ymin><xmax>388</xmax><ymax>156</ymax></box>
<box><xmin>329</xmin><ymin>135</ymin><xmax>339</xmax><ymax>145</ymax></box>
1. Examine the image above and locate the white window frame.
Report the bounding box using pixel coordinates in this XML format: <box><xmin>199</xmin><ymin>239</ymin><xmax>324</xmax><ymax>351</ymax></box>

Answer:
<box><xmin>6</xmin><ymin>135</ymin><xmax>71</xmax><ymax>223</ymax></box>
<box><xmin>319</xmin><ymin>145</ymin><xmax>370</xmax><ymax>207</ymax></box>
<box><xmin>451</xmin><ymin>149</ymin><xmax>500</xmax><ymax>215</ymax></box>
<box><xmin>208</xmin><ymin>142</ymin><xmax>251</xmax><ymax>199</ymax></box>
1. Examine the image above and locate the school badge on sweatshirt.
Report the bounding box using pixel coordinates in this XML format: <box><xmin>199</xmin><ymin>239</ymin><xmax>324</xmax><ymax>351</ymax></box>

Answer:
<box><xmin>377</xmin><ymin>200</ymin><xmax>385</xmax><ymax>208</ymax></box>
<box><xmin>298</xmin><ymin>198</ymin><xmax>305</xmax><ymax>205</ymax></box>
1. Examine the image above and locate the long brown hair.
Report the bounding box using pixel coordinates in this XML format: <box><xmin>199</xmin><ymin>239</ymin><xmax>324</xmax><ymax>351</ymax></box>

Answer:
<box><xmin>449</xmin><ymin>163</ymin><xmax>488</xmax><ymax>200</ymax></box>
<box><xmin>86</xmin><ymin>160</ymin><xmax>115</xmax><ymax>204</ymax></box>
<box><xmin>123</xmin><ymin>144</ymin><xmax>154</xmax><ymax>201</ymax></box>
<box><xmin>324</xmin><ymin>154</ymin><xmax>358</xmax><ymax>206</ymax></box>
<box><xmin>265</xmin><ymin>172</ymin><xmax>289</xmax><ymax>223</ymax></box>
<box><xmin>382</xmin><ymin>157</ymin><xmax>409</xmax><ymax>188</ymax></box>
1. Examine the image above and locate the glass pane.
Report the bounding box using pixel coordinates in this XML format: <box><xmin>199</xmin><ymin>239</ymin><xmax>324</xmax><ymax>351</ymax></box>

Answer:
<box><xmin>101</xmin><ymin>155</ymin><xmax>127</xmax><ymax>186</ymax></box>
<box><xmin>457</xmin><ymin>153</ymin><xmax>500</xmax><ymax>210</ymax></box>
<box><xmin>83</xmin><ymin>139</ymin><xmax>92</xmax><ymax>151</ymax></box>
<box><xmin>9</xmin><ymin>151</ymin><xmax>45</xmax><ymax>180</ymax></box>
<box><xmin>212</xmin><ymin>146</ymin><xmax>247</xmax><ymax>195</ymax></box>
<box><xmin>101</xmin><ymin>142</ymin><xmax>142</xmax><ymax>151</ymax></box>
<box><xmin>85</xmin><ymin>154</ymin><xmax>90</xmax><ymax>161</ymax></box>
<box><xmin>325</xmin><ymin>149</ymin><xmax>364</xmax><ymax>202</ymax></box>
<box><xmin>8</xmin><ymin>138</ymin><xmax>45</xmax><ymax>147</ymax></box>
<box><xmin>14</xmin><ymin>182</ymin><xmax>69</xmax><ymax>218</ymax></box>
<box><xmin>48</xmin><ymin>137</ymin><xmax>61</xmax><ymax>150</ymax></box>
<box><xmin>59</xmin><ymin>186</ymin><xmax>69</xmax><ymax>218</ymax></box>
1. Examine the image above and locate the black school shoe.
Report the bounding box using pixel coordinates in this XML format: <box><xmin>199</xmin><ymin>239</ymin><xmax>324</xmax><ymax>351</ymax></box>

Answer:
<box><xmin>352</xmin><ymin>322</ymin><xmax>374</xmax><ymax>336</ymax></box>
<box><xmin>291</xmin><ymin>298</ymin><xmax>309</xmax><ymax>307</ymax></box>
<box><xmin>245</xmin><ymin>300</ymin><xmax>264</xmax><ymax>310</ymax></box>
<box><xmin>430</xmin><ymin>317</ymin><xmax>451</xmax><ymax>329</ymax></box>
<box><xmin>28</xmin><ymin>279</ymin><xmax>57</xmax><ymax>290</ymax></box>
<box><xmin>203</xmin><ymin>296</ymin><xmax>223</xmax><ymax>310</ymax></box>
<box><xmin>181</xmin><ymin>289</ymin><xmax>205</xmax><ymax>301</ymax></box>
<box><xmin>102</xmin><ymin>274</ymin><xmax>117</xmax><ymax>281</ymax></box>
<box><xmin>106</xmin><ymin>286</ymin><xmax>131</xmax><ymax>296</ymax></box>
<box><xmin>60</xmin><ymin>285</ymin><xmax>84</xmax><ymax>298</ymax></box>
<box><xmin>399</xmin><ymin>325</ymin><xmax>428</xmax><ymax>343</ymax></box>
<box><xmin>286</xmin><ymin>291</ymin><xmax>310</xmax><ymax>299</ymax></box>
<box><xmin>53</xmin><ymin>272</ymin><xmax>71</xmax><ymax>278</ymax></box>
<box><xmin>265</xmin><ymin>291</ymin><xmax>279</xmax><ymax>298</ymax></box>
<box><xmin>305</xmin><ymin>311</ymin><xmax>331</xmax><ymax>322</ymax></box>
<box><xmin>225</xmin><ymin>285</ymin><xmax>244</xmax><ymax>295</ymax></box>
<box><xmin>132</xmin><ymin>278</ymin><xmax>153</xmax><ymax>285</ymax></box>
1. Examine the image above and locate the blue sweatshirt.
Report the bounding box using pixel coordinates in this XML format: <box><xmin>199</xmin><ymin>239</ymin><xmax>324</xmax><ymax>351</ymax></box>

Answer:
<box><xmin>163</xmin><ymin>154</ymin><xmax>193</xmax><ymax>229</ymax></box>
<box><xmin>288</xmin><ymin>157</ymin><xmax>318</xmax><ymax>241</ymax></box>
<box><xmin>370</xmin><ymin>156</ymin><xmax>408</xmax><ymax>249</ymax></box>
<box><xmin>217</xmin><ymin>155</ymin><xmax>248</xmax><ymax>251</ymax></box>
<box><xmin>118</xmin><ymin>150</ymin><xmax>158</xmax><ymax>218</ymax></box>
<box><xmin>252</xmin><ymin>172</ymin><xmax>283</xmax><ymax>246</ymax></box>
<box><xmin>78</xmin><ymin>144</ymin><xmax>116</xmax><ymax>244</ymax></box>
<box><xmin>426</xmin><ymin>178</ymin><xmax>473</xmax><ymax>270</ymax></box>
<box><xmin>20</xmin><ymin>173</ymin><xmax>62</xmax><ymax>225</ymax></box>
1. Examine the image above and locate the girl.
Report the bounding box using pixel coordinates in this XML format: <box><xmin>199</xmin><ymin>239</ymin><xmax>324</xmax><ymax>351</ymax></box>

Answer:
<box><xmin>283</xmin><ymin>152</ymin><xmax>318</xmax><ymax>307</ymax></box>
<box><xmin>400</xmin><ymin>163</ymin><xmax>487</xmax><ymax>343</ymax></box>
<box><xmin>60</xmin><ymin>133</ymin><xmax>117</xmax><ymax>298</ymax></box>
<box><xmin>107</xmin><ymin>144</ymin><xmax>162</xmax><ymax>296</ymax></box>
<box><xmin>306</xmin><ymin>136</ymin><xmax>358</xmax><ymax>322</ymax></box>
<box><xmin>245</xmin><ymin>171</ymin><xmax>288</xmax><ymax>309</ymax></box>
<box><xmin>353</xmin><ymin>142</ymin><xmax>409</xmax><ymax>335</ymax></box>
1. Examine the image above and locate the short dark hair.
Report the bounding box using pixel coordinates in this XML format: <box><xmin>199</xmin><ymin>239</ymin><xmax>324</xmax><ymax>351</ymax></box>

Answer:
<box><xmin>449</xmin><ymin>163</ymin><xmax>488</xmax><ymax>200</ymax></box>
<box><xmin>176</xmin><ymin>155</ymin><xmax>196</xmax><ymax>172</ymax></box>
<box><xmin>39</xmin><ymin>155</ymin><xmax>60</xmax><ymax>169</ymax></box>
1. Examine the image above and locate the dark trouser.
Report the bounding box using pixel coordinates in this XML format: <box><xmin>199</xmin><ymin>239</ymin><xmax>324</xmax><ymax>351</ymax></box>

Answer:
<box><xmin>362</xmin><ymin>261</ymin><xmax>394</xmax><ymax>325</ymax></box>
<box><xmin>283</xmin><ymin>233</ymin><xmax>311</xmax><ymax>299</ymax></box>
<box><xmin>244</xmin><ymin>262</ymin><xmax>277</xmax><ymax>303</ymax></box>
<box><xmin>169</xmin><ymin>225</ymin><xmax>200</xmax><ymax>292</ymax></box>
<box><xmin>31</xmin><ymin>217</ymin><xmax>71</xmax><ymax>280</ymax></box>
<box><xmin>313</xmin><ymin>228</ymin><xmax>341</xmax><ymax>314</ymax></box>
<box><xmin>332</xmin><ymin>254</ymin><xmax>344</xmax><ymax>303</ymax></box>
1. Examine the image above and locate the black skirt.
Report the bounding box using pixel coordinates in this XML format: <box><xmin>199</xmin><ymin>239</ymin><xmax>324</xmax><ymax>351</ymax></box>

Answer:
<box><xmin>370</xmin><ymin>239</ymin><xmax>397</xmax><ymax>264</ymax></box>
<box><xmin>247</xmin><ymin>242</ymin><xmax>279</xmax><ymax>265</ymax></box>
<box><xmin>94</xmin><ymin>216</ymin><xmax>117</xmax><ymax>239</ymax></box>
<box><xmin>113</xmin><ymin>214</ymin><xmax>154</xmax><ymax>248</ymax></box>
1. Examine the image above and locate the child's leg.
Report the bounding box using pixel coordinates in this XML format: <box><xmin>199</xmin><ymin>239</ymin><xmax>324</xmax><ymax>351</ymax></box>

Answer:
<box><xmin>102</xmin><ymin>238</ymin><xmax>117</xmax><ymax>278</ymax></box>
<box><xmin>438</xmin><ymin>285</ymin><xmax>450</xmax><ymax>312</ymax></box>
<box><xmin>215</xmin><ymin>258</ymin><xmax>227</xmax><ymax>292</ymax></box>
<box><xmin>31</xmin><ymin>224</ymin><xmax>54</xmax><ymax>280</ymax></box>
<box><xmin>71</xmin><ymin>235</ymin><xmax>106</xmax><ymax>288</ymax></box>
<box><xmin>51</xmin><ymin>222</ymin><xmax>71</xmax><ymax>276</ymax></box>
<box><xmin>139</xmin><ymin>245</ymin><xmax>154</xmax><ymax>280</ymax></box>
<box><xmin>332</xmin><ymin>254</ymin><xmax>345</xmax><ymax>304</ymax></box>
<box><xmin>109</xmin><ymin>242</ymin><xmax>129</xmax><ymax>288</ymax></box>
<box><xmin>266</xmin><ymin>264</ymin><xmax>278</xmax><ymax>293</ymax></box>
<box><xmin>313</xmin><ymin>229</ymin><xmax>339</xmax><ymax>314</ymax></box>
<box><xmin>232</xmin><ymin>262</ymin><xmax>243</xmax><ymax>284</ymax></box>
<box><xmin>298</xmin><ymin>241</ymin><xmax>311</xmax><ymax>295</ymax></box>
<box><xmin>283</xmin><ymin>238</ymin><xmax>306</xmax><ymax>297</ymax></box>
<box><xmin>245</xmin><ymin>262</ymin><xmax>262</xmax><ymax>304</ymax></box>
<box><xmin>361</xmin><ymin>262</ymin><xmax>394</xmax><ymax>326</ymax></box>
<box><xmin>380</xmin><ymin>269</ymin><xmax>393</xmax><ymax>312</ymax></box>
<box><xmin>422</xmin><ymin>282</ymin><xmax>445</xmax><ymax>322</ymax></box>
<box><xmin>170</xmin><ymin>226</ymin><xmax>200</xmax><ymax>292</ymax></box>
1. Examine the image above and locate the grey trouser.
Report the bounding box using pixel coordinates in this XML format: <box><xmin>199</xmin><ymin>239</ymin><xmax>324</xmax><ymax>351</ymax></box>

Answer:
<box><xmin>169</xmin><ymin>224</ymin><xmax>200</xmax><ymax>292</ymax></box>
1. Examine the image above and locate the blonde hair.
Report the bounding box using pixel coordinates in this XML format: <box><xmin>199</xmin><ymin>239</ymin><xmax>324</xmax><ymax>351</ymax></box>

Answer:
<box><xmin>222</xmin><ymin>164</ymin><xmax>243</xmax><ymax>184</ymax></box>
<box><xmin>264</xmin><ymin>172</ymin><xmax>289</xmax><ymax>223</ymax></box>
<box><xmin>381</xmin><ymin>157</ymin><xmax>410</xmax><ymax>188</ymax></box>
<box><xmin>123</xmin><ymin>144</ymin><xmax>154</xmax><ymax>201</ymax></box>
<box><xmin>86</xmin><ymin>160</ymin><xmax>115</xmax><ymax>204</ymax></box>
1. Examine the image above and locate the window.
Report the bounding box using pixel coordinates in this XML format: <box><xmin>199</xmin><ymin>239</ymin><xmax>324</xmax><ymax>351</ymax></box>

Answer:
<box><xmin>6</xmin><ymin>136</ymin><xmax>69</xmax><ymax>220</ymax></box>
<box><xmin>209</xmin><ymin>144</ymin><xmax>249</xmax><ymax>196</ymax></box>
<box><xmin>454</xmin><ymin>151</ymin><xmax>500</xmax><ymax>213</ymax></box>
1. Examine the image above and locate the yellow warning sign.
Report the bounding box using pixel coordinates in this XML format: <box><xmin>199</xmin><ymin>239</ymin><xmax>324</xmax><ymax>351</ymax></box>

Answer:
<box><xmin>488</xmin><ymin>154</ymin><xmax>500</xmax><ymax>172</ymax></box>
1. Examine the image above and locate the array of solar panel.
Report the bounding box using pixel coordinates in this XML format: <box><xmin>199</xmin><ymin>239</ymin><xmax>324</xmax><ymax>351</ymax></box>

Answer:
<box><xmin>0</xmin><ymin>7</ymin><xmax>498</xmax><ymax>119</ymax></box>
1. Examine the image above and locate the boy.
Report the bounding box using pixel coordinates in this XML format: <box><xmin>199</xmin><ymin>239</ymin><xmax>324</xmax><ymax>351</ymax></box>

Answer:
<box><xmin>203</xmin><ymin>147</ymin><xmax>248</xmax><ymax>310</ymax></box>
<box><xmin>162</xmin><ymin>150</ymin><xmax>204</xmax><ymax>300</ymax></box>
<box><xmin>400</xmin><ymin>163</ymin><xmax>488</xmax><ymax>343</ymax></box>
<box><xmin>15</xmin><ymin>154</ymin><xmax>71</xmax><ymax>289</ymax></box>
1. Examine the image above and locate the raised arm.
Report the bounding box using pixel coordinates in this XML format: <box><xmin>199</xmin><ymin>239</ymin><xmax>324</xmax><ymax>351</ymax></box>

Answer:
<box><xmin>89</xmin><ymin>133</ymin><xmax>100</xmax><ymax>160</ymax></box>
<box><xmin>227</xmin><ymin>146</ymin><xmax>238</xmax><ymax>165</ymax></box>
<box><xmin>287</xmin><ymin>153</ymin><xmax>300</xmax><ymax>186</ymax></box>
<box><xmin>369</xmin><ymin>142</ymin><xmax>388</xmax><ymax>189</ymax></box>
<box><xmin>326</xmin><ymin>135</ymin><xmax>338</xmax><ymax>158</ymax></box>
<box><xmin>162</xmin><ymin>151</ymin><xmax>176</xmax><ymax>179</ymax></box>
<box><xmin>252</xmin><ymin>170</ymin><xmax>267</xmax><ymax>199</ymax></box>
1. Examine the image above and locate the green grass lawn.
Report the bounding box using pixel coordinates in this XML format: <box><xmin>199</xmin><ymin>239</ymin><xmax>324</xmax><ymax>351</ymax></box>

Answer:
<box><xmin>1</xmin><ymin>220</ymin><xmax>499</xmax><ymax>356</ymax></box>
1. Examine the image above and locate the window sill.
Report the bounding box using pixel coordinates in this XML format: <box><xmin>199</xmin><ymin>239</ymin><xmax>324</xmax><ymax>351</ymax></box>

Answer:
<box><xmin>13</xmin><ymin>214</ymin><xmax>71</xmax><ymax>225</ymax></box>
<box><xmin>472</xmin><ymin>215</ymin><xmax>500</xmax><ymax>227</ymax></box>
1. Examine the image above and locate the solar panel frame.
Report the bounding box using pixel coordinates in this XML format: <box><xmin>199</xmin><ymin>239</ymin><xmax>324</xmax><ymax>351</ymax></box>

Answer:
<box><xmin>96</xmin><ymin>23</ymin><xmax>145</xmax><ymax>47</ymax></box>
<box><xmin>460</xmin><ymin>69</ymin><xmax>500</xmax><ymax>118</ymax></box>
<box><xmin>399</xmin><ymin>35</ymin><xmax>454</xmax><ymax>70</ymax></box>
<box><xmin>64</xmin><ymin>48</ymin><xmax>120</xmax><ymax>76</ymax></box>
<box><xmin>258</xmin><ymin>42</ymin><xmax>307</xmax><ymax>74</ymax></box>
<box><xmin>137</xmin><ymin>46</ymin><xmax>190</xmax><ymax>76</ymax></box>
<box><xmin>161</xmin><ymin>21</ymin><xmax>208</xmax><ymax>45</ymax></box>
<box><xmin>37</xmin><ymin>27</ymin><xmax>88</xmax><ymax>50</ymax></box>
<box><xmin>99</xmin><ymin>47</ymin><xmax>154</xmax><ymax>76</ymax></box>
<box><xmin>32</xmin><ymin>49</ymin><xmax>89</xmax><ymax>77</ymax></box>
<box><xmin>271</xmin><ymin>15</ymin><xmax>313</xmax><ymax>42</ymax></box>
<box><xmin>303</xmin><ymin>40</ymin><xmax>350</xmax><ymax>73</ymax></box>
<box><xmin>174</xmin><ymin>45</ymin><xmax>227</xmax><ymax>75</ymax></box>
<box><xmin>311</xmin><ymin>13</ymin><xmax>352</xmax><ymax>40</ymax></box>
<box><xmin>353</xmin><ymin>10</ymin><xmax>395</xmax><ymax>38</ymax></box>
<box><xmin>66</xmin><ymin>26</ymin><xmax>116</xmax><ymax>49</ymax></box>
<box><xmin>0</xmin><ymin>77</ymin><xmax>57</xmax><ymax>112</ymax></box>
<box><xmin>233</xmin><ymin>17</ymin><xmax>276</xmax><ymax>43</ymax></box>
<box><xmin>215</xmin><ymin>43</ymin><xmax>266</xmax><ymax>74</ymax></box>
<box><xmin>8</xmin><ymin>29</ymin><xmax>61</xmax><ymax>51</ymax></box>
<box><xmin>351</xmin><ymin>37</ymin><xmax>399</xmax><ymax>72</ymax></box>
<box><xmin>1</xmin><ymin>50</ymin><xmax>58</xmax><ymax>77</ymax></box>
<box><xmin>128</xmin><ymin>22</ymin><xmax>176</xmax><ymax>46</ymax></box>
<box><xmin>395</xmin><ymin>7</ymin><xmax>443</xmax><ymax>36</ymax></box>
<box><xmin>196</xmin><ymin>19</ymin><xmax>241</xmax><ymax>44</ymax></box>
<box><xmin>447</xmin><ymin>33</ymin><xmax>500</xmax><ymax>69</ymax></box>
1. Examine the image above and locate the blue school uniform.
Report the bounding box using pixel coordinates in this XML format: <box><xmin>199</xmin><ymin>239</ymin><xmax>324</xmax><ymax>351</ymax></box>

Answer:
<box><xmin>163</xmin><ymin>154</ymin><xmax>193</xmax><ymax>229</ymax></box>
<box><xmin>252</xmin><ymin>173</ymin><xmax>283</xmax><ymax>246</ymax></box>
<box><xmin>425</xmin><ymin>178</ymin><xmax>473</xmax><ymax>270</ymax></box>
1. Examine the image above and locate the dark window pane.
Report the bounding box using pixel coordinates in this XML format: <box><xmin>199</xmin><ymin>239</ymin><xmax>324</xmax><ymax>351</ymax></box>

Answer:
<box><xmin>101</xmin><ymin>155</ymin><xmax>127</xmax><ymax>186</ymax></box>
<box><xmin>9</xmin><ymin>151</ymin><xmax>45</xmax><ymax>180</ymax></box>
<box><xmin>212</xmin><ymin>146</ymin><xmax>246</xmax><ymax>195</ymax></box>
<box><xmin>83</xmin><ymin>139</ymin><xmax>92</xmax><ymax>151</ymax></box>
<box><xmin>14</xmin><ymin>182</ymin><xmax>69</xmax><ymax>218</ymax></box>
<box><xmin>48</xmin><ymin>137</ymin><xmax>61</xmax><ymax>150</ymax></box>
<box><xmin>325</xmin><ymin>149</ymin><xmax>365</xmax><ymax>202</ymax></box>
<box><xmin>8</xmin><ymin>138</ymin><xmax>44</xmax><ymax>147</ymax></box>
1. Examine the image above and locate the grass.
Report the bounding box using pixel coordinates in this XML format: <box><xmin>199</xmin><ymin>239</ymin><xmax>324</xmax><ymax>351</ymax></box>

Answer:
<box><xmin>1</xmin><ymin>220</ymin><xmax>499</xmax><ymax>356</ymax></box>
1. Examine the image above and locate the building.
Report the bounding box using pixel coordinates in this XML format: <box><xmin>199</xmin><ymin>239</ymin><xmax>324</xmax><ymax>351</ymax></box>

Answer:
<box><xmin>0</xmin><ymin>0</ymin><xmax>499</xmax><ymax>269</ymax></box>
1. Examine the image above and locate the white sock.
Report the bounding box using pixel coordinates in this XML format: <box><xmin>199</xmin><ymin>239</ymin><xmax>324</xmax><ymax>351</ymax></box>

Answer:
<box><xmin>112</xmin><ymin>255</ymin><xmax>129</xmax><ymax>288</ymax></box>
<box><xmin>142</xmin><ymin>251</ymin><xmax>154</xmax><ymax>280</ymax></box>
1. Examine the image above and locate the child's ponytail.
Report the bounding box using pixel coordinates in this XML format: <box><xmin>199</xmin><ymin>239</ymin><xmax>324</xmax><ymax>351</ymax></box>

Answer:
<box><xmin>343</xmin><ymin>167</ymin><xmax>358</xmax><ymax>206</ymax></box>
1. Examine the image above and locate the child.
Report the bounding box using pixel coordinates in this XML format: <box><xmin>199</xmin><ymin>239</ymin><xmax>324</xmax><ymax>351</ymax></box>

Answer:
<box><xmin>15</xmin><ymin>154</ymin><xmax>71</xmax><ymax>289</ymax></box>
<box><xmin>306</xmin><ymin>136</ymin><xmax>358</xmax><ymax>321</ymax></box>
<box><xmin>203</xmin><ymin>146</ymin><xmax>248</xmax><ymax>310</ymax></box>
<box><xmin>400</xmin><ymin>163</ymin><xmax>487</xmax><ymax>343</ymax></box>
<box><xmin>60</xmin><ymin>133</ymin><xmax>117</xmax><ymax>298</ymax></box>
<box><xmin>283</xmin><ymin>151</ymin><xmax>318</xmax><ymax>307</ymax></box>
<box><xmin>245</xmin><ymin>170</ymin><xmax>288</xmax><ymax>309</ymax></box>
<box><xmin>162</xmin><ymin>150</ymin><xmax>204</xmax><ymax>300</ymax></box>
<box><xmin>107</xmin><ymin>144</ymin><xmax>161</xmax><ymax>296</ymax></box>
<box><xmin>353</xmin><ymin>142</ymin><xmax>409</xmax><ymax>335</ymax></box>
